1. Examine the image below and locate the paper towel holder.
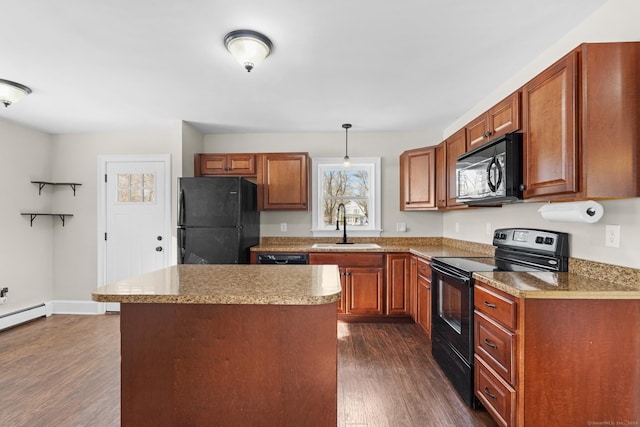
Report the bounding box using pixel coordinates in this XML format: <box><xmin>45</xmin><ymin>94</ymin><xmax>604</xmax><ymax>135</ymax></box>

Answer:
<box><xmin>538</xmin><ymin>200</ymin><xmax>604</xmax><ymax>224</ymax></box>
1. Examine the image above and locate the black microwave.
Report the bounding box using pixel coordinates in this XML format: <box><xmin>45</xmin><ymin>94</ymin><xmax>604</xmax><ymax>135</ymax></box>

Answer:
<box><xmin>455</xmin><ymin>132</ymin><xmax>523</xmax><ymax>206</ymax></box>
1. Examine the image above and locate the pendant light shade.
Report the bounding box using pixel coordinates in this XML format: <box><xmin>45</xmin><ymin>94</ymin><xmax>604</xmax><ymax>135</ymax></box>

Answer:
<box><xmin>0</xmin><ymin>79</ymin><xmax>32</xmax><ymax>107</ymax></box>
<box><xmin>224</xmin><ymin>30</ymin><xmax>273</xmax><ymax>72</ymax></box>
<box><xmin>342</xmin><ymin>123</ymin><xmax>352</xmax><ymax>167</ymax></box>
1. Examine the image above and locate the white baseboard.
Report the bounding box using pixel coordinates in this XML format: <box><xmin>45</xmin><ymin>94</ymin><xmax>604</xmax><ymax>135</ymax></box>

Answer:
<box><xmin>0</xmin><ymin>301</ymin><xmax>110</xmax><ymax>331</ymax></box>
<box><xmin>0</xmin><ymin>303</ymin><xmax>49</xmax><ymax>331</ymax></box>
<box><xmin>51</xmin><ymin>300</ymin><xmax>106</xmax><ymax>315</ymax></box>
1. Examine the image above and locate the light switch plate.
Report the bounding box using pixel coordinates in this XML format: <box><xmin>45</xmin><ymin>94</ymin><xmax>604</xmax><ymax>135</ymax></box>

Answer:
<box><xmin>396</xmin><ymin>222</ymin><xmax>407</xmax><ymax>232</ymax></box>
<box><xmin>280</xmin><ymin>223</ymin><xmax>287</xmax><ymax>232</ymax></box>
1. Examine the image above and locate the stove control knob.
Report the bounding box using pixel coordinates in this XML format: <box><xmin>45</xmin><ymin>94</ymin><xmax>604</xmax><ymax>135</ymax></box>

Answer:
<box><xmin>535</xmin><ymin>236</ymin><xmax>544</xmax><ymax>244</ymax></box>
<box><xmin>500</xmin><ymin>233</ymin><xmax>507</xmax><ymax>240</ymax></box>
<box><xmin>544</xmin><ymin>237</ymin><xmax>554</xmax><ymax>245</ymax></box>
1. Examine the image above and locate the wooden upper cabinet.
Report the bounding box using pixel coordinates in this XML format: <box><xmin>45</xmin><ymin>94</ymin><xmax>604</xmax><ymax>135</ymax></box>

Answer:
<box><xmin>467</xmin><ymin>92</ymin><xmax>522</xmax><ymax>150</ymax></box>
<box><xmin>522</xmin><ymin>51</ymin><xmax>579</xmax><ymax>199</ymax></box>
<box><xmin>435</xmin><ymin>142</ymin><xmax>447</xmax><ymax>208</ymax></box>
<box><xmin>195</xmin><ymin>153</ymin><xmax>256</xmax><ymax>177</ymax></box>
<box><xmin>445</xmin><ymin>129</ymin><xmax>467</xmax><ymax>208</ymax></box>
<box><xmin>258</xmin><ymin>152</ymin><xmax>309</xmax><ymax>210</ymax></box>
<box><xmin>400</xmin><ymin>146</ymin><xmax>436</xmax><ymax>210</ymax></box>
<box><xmin>580</xmin><ymin>42</ymin><xmax>640</xmax><ymax>199</ymax></box>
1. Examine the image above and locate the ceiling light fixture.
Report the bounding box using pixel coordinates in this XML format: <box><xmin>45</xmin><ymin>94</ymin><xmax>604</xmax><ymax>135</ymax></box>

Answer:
<box><xmin>224</xmin><ymin>30</ymin><xmax>273</xmax><ymax>72</ymax></box>
<box><xmin>342</xmin><ymin>123</ymin><xmax>352</xmax><ymax>167</ymax></box>
<box><xmin>0</xmin><ymin>79</ymin><xmax>32</xmax><ymax>107</ymax></box>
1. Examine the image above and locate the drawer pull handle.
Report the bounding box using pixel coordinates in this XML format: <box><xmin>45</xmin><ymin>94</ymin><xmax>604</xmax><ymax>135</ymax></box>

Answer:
<box><xmin>484</xmin><ymin>386</ymin><xmax>497</xmax><ymax>400</ymax></box>
<box><xmin>484</xmin><ymin>338</ymin><xmax>497</xmax><ymax>349</ymax></box>
<box><xmin>484</xmin><ymin>301</ymin><xmax>497</xmax><ymax>309</ymax></box>
<box><xmin>420</xmin><ymin>266</ymin><xmax>427</xmax><ymax>270</ymax></box>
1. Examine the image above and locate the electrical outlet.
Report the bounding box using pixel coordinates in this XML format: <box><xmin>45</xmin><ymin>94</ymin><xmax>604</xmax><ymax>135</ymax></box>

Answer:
<box><xmin>486</xmin><ymin>223</ymin><xmax>492</xmax><ymax>235</ymax></box>
<box><xmin>280</xmin><ymin>223</ymin><xmax>287</xmax><ymax>232</ymax></box>
<box><xmin>396</xmin><ymin>222</ymin><xmax>407</xmax><ymax>232</ymax></box>
<box><xmin>605</xmin><ymin>224</ymin><xmax>620</xmax><ymax>248</ymax></box>
<box><xmin>455</xmin><ymin>222</ymin><xmax>460</xmax><ymax>233</ymax></box>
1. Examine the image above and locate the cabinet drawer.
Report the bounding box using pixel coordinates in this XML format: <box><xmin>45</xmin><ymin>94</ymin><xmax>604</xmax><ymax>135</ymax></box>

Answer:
<box><xmin>475</xmin><ymin>284</ymin><xmax>517</xmax><ymax>330</ymax></box>
<box><xmin>475</xmin><ymin>355</ymin><xmax>516</xmax><ymax>427</ymax></box>
<box><xmin>309</xmin><ymin>253</ymin><xmax>384</xmax><ymax>267</ymax></box>
<box><xmin>475</xmin><ymin>311</ymin><xmax>516</xmax><ymax>386</ymax></box>
<box><xmin>416</xmin><ymin>257</ymin><xmax>431</xmax><ymax>279</ymax></box>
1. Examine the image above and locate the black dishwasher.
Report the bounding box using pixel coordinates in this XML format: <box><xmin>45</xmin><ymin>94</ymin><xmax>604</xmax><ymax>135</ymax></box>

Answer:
<box><xmin>256</xmin><ymin>253</ymin><xmax>309</xmax><ymax>265</ymax></box>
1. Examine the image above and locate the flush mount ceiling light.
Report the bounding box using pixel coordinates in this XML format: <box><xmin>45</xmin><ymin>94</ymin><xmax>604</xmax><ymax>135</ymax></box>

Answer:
<box><xmin>342</xmin><ymin>123</ymin><xmax>352</xmax><ymax>167</ymax></box>
<box><xmin>224</xmin><ymin>30</ymin><xmax>273</xmax><ymax>72</ymax></box>
<box><xmin>0</xmin><ymin>79</ymin><xmax>32</xmax><ymax>107</ymax></box>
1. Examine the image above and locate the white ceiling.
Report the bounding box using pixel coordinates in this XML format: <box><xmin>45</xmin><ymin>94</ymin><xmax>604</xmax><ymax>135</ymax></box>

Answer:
<box><xmin>1</xmin><ymin>0</ymin><xmax>606</xmax><ymax>135</ymax></box>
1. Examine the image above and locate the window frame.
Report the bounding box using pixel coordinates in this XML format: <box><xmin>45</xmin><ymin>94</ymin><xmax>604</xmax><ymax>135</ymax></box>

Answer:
<box><xmin>311</xmin><ymin>157</ymin><xmax>382</xmax><ymax>237</ymax></box>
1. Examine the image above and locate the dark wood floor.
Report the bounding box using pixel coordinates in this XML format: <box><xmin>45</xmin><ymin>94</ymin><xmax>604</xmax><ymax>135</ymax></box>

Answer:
<box><xmin>0</xmin><ymin>315</ymin><xmax>497</xmax><ymax>426</ymax></box>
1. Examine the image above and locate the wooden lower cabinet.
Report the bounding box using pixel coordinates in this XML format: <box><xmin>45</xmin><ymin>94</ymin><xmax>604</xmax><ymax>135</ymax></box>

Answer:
<box><xmin>415</xmin><ymin>257</ymin><xmax>431</xmax><ymax>337</ymax></box>
<box><xmin>474</xmin><ymin>281</ymin><xmax>640</xmax><ymax>426</ymax></box>
<box><xmin>309</xmin><ymin>253</ymin><xmax>384</xmax><ymax>318</ymax></box>
<box><xmin>386</xmin><ymin>254</ymin><xmax>410</xmax><ymax>316</ymax></box>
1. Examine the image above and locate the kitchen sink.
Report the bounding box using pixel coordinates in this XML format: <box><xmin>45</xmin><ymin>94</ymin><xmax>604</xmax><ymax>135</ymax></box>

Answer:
<box><xmin>311</xmin><ymin>243</ymin><xmax>381</xmax><ymax>249</ymax></box>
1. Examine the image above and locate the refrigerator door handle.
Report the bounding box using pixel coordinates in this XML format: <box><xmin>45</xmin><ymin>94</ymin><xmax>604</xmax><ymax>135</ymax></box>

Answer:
<box><xmin>179</xmin><ymin>229</ymin><xmax>186</xmax><ymax>263</ymax></box>
<box><xmin>178</xmin><ymin>189</ymin><xmax>186</xmax><ymax>226</ymax></box>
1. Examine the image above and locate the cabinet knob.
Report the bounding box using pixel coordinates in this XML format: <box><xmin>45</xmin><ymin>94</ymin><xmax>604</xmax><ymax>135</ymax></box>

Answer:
<box><xmin>519</xmin><ymin>184</ymin><xmax>527</xmax><ymax>191</ymax></box>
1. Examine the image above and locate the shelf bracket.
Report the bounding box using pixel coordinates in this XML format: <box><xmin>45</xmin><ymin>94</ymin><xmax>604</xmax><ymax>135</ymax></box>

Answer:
<box><xmin>21</xmin><ymin>213</ymin><xmax>73</xmax><ymax>227</ymax></box>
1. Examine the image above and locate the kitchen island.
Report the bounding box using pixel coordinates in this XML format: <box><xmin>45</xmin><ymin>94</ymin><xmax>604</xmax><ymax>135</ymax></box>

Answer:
<box><xmin>92</xmin><ymin>264</ymin><xmax>341</xmax><ymax>427</ymax></box>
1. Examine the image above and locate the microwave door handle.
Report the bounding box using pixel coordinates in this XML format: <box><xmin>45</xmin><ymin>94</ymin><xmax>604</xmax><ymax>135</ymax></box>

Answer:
<box><xmin>486</xmin><ymin>155</ymin><xmax>503</xmax><ymax>192</ymax></box>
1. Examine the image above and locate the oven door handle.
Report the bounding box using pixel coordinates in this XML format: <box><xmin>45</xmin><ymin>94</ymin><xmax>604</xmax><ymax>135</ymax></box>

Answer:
<box><xmin>430</xmin><ymin>263</ymin><xmax>471</xmax><ymax>286</ymax></box>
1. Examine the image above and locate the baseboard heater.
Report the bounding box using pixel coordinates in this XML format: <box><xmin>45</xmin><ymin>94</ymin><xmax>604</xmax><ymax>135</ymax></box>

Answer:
<box><xmin>0</xmin><ymin>303</ymin><xmax>47</xmax><ymax>331</ymax></box>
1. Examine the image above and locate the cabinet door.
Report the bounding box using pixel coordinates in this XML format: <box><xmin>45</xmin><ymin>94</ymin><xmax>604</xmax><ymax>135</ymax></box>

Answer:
<box><xmin>400</xmin><ymin>147</ymin><xmax>436</xmax><ymax>210</ymax></box>
<box><xmin>490</xmin><ymin>92</ymin><xmax>521</xmax><ymax>140</ymax></box>
<box><xmin>409</xmin><ymin>256</ymin><xmax>418</xmax><ymax>320</ymax></box>
<box><xmin>523</xmin><ymin>51</ymin><xmax>578</xmax><ymax>199</ymax></box>
<box><xmin>196</xmin><ymin>154</ymin><xmax>228</xmax><ymax>176</ymax></box>
<box><xmin>466</xmin><ymin>115</ymin><xmax>490</xmax><ymax>150</ymax></box>
<box><xmin>259</xmin><ymin>153</ymin><xmax>309</xmax><ymax>210</ymax></box>
<box><xmin>416</xmin><ymin>273</ymin><xmax>431</xmax><ymax>338</ymax></box>
<box><xmin>347</xmin><ymin>267</ymin><xmax>384</xmax><ymax>316</ymax></box>
<box><xmin>386</xmin><ymin>254</ymin><xmax>410</xmax><ymax>315</ymax></box>
<box><xmin>435</xmin><ymin>142</ymin><xmax>447</xmax><ymax>208</ymax></box>
<box><xmin>445</xmin><ymin>129</ymin><xmax>467</xmax><ymax>208</ymax></box>
<box><xmin>226</xmin><ymin>154</ymin><xmax>256</xmax><ymax>175</ymax></box>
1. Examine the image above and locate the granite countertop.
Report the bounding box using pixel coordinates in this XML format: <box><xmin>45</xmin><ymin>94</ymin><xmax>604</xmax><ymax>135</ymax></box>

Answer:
<box><xmin>92</xmin><ymin>264</ymin><xmax>341</xmax><ymax>305</ymax></box>
<box><xmin>252</xmin><ymin>239</ymin><xmax>640</xmax><ymax>300</ymax></box>
<box><xmin>474</xmin><ymin>271</ymin><xmax>640</xmax><ymax>299</ymax></box>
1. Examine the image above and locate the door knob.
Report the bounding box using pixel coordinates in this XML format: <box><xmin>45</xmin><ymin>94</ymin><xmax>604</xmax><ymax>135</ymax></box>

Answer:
<box><xmin>157</xmin><ymin>236</ymin><xmax>163</xmax><ymax>241</ymax></box>
<box><xmin>156</xmin><ymin>246</ymin><xmax>163</xmax><ymax>252</ymax></box>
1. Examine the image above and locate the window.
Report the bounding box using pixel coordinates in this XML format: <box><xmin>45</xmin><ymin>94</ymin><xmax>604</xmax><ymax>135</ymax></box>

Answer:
<box><xmin>312</xmin><ymin>158</ymin><xmax>381</xmax><ymax>237</ymax></box>
<box><xmin>117</xmin><ymin>173</ymin><xmax>156</xmax><ymax>203</ymax></box>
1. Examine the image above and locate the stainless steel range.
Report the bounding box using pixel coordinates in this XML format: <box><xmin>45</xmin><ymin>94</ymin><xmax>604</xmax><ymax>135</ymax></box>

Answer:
<box><xmin>430</xmin><ymin>228</ymin><xmax>569</xmax><ymax>407</ymax></box>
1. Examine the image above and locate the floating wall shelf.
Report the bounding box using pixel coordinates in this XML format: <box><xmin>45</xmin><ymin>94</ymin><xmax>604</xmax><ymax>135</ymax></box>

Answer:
<box><xmin>21</xmin><ymin>213</ymin><xmax>74</xmax><ymax>227</ymax></box>
<box><xmin>31</xmin><ymin>181</ymin><xmax>82</xmax><ymax>196</ymax></box>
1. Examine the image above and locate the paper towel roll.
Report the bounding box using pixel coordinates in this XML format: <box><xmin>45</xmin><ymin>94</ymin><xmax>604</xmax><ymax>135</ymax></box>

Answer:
<box><xmin>538</xmin><ymin>200</ymin><xmax>604</xmax><ymax>223</ymax></box>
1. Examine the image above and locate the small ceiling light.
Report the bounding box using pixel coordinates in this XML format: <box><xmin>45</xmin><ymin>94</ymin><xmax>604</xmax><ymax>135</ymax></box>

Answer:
<box><xmin>342</xmin><ymin>123</ymin><xmax>352</xmax><ymax>167</ymax></box>
<box><xmin>0</xmin><ymin>79</ymin><xmax>32</xmax><ymax>107</ymax></box>
<box><xmin>224</xmin><ymin>30</ymin><xmax>273</xmax><ymax>72</ymax></box>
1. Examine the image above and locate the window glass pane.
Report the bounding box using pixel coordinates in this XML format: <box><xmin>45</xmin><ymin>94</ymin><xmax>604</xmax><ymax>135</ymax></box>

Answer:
<box><xmin>116</xmin><ymin>173</ymin><xmax>156</xmax><ymax>203</ymax></box>
<box><xmin>322</xmin><ymin>170</ymin><xmax>369</xmax><ymax>228</ymax></box>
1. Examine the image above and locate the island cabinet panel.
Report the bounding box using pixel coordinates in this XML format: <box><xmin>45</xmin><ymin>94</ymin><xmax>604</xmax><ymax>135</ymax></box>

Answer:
<box><xmin>522</xmin><ymin>51</ymin><xmax>579</xmax><ymax>199</ymax></box>
<box><xmin>120</xmin><ymin>303</ymin><xmax>337</xmax><ymax>427</ymax></box>
<box><xmin>309</xmin><ymin>253</ymin><xmax>386</xmax><ymax>319</ymax></box>
<box><xmin>385</xmin><ymin>254</ymin><xmax>410</xmax><ymax>315</ymax></box>
<box><xmin>258</xmin><ymin>152</ymin><xmax>309</xmax><ymax>211</ymax></box>
<box><xmin>400</xmin><ymin>146</ymin><xmax>436</xmax><ymax>210</ymax></box>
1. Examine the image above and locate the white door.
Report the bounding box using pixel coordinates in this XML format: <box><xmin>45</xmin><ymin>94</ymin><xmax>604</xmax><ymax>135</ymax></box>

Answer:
<box><xmin>98</xmin><ymin>156</ymin><xmax>171</xmax><ymax>312</ymax></box>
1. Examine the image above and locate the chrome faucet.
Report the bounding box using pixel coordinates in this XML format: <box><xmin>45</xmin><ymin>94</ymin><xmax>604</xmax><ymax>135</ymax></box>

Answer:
<box><xmin>336</xmin><ymin>203</ymin><xmax>352</xmax><ymax>244</ymax></box>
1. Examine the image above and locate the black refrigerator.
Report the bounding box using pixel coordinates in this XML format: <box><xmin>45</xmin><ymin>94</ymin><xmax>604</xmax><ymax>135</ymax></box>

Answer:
<box><xmin>178</xmin><ymin>177</ymin><xmax>260</xmax><ymax>264</ymax></box>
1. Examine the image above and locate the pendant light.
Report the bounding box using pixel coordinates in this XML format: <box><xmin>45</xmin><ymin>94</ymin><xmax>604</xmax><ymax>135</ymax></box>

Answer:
<box><xmin>0</xmin><ymin>79</ymin><xmax>32</xmax><ymax>107</ymax></box>
<box><xmin>342</xmin><ymin>123</ymin><xmax>352</xmax><ymax>167</ymax></box>
<box><xmin>224</xmin><ymin>30</ymin><xmax>273</xmax><ymax>72</ymax></box>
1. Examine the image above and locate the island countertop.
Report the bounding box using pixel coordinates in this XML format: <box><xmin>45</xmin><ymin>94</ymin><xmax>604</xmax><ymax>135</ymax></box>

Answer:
<box><xmin>92</xmin><ymin>264</ymin><xmax>342</xmax><ymax>305</ymax></box>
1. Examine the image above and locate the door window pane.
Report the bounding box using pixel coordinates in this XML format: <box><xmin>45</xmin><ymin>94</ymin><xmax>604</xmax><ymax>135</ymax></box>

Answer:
<box><xmin>117</xmin><ymin>173</ymin><xmax>156</xmax><ymax>203</ymax></box>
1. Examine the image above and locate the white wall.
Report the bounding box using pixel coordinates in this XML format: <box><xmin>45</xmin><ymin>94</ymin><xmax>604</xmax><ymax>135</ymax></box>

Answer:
<box><xmin>439</xmin><ymin>0</ymin><xmax>640</xmax><ymax>269</ymax></box>
<box><xmin>204</xmin><ymin>131</ymin><xmax>444</xmax><ymax>237</ymax></box>
<box><xmin>181</xmin><ymin>122</ymin><xmax>204</xmax><ymax>178</ymax></box>
<box><xmin>50</xmin><ymin>123</ymin><xmax>182</xmax><ymax>301</ymax></box>
<box><xmin>0</xmin><ymin>118</ymin><xmax>54</xmax><ymax>315</ymax></box>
